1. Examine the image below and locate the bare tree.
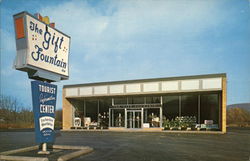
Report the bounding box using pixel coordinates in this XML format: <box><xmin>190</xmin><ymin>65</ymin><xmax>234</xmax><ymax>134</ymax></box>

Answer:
<box><xmin>0</xmin><ymin>94</ymin><xmax>33</xmax><ymax>128</ymax></box>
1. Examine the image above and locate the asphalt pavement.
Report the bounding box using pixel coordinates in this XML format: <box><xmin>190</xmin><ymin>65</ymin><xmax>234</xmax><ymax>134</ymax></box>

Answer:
<box><xmin>0</xmin><ymin>128</ymin><xmax>249</xmax><ymax>161</ymax></box>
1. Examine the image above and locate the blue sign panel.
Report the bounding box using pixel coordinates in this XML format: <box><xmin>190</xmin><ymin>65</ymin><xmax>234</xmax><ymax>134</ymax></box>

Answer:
<box><xmin>31</xmin><ymin>80</ymin><xmax>57</xmax><ymax>143</ymax></box>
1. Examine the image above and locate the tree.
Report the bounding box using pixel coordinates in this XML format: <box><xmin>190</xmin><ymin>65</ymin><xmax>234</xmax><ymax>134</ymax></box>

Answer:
<box><xmin>0</xmin><ymin>94</ymin><xmax>33</xmax><ymax>128</ymax></box>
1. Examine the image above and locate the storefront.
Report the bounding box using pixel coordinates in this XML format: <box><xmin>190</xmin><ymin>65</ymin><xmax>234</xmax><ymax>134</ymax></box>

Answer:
<box><xmin>62</xmin><ymin>73</ymin><xmax>227</xmax><ymax>132</ymax></box>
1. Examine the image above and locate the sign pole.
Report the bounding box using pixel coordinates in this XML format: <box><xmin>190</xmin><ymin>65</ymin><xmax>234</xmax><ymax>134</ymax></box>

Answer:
<box><xmin>39</xmin><ymin>143</ymin><xmax>49</xmax><ymax>154</ymax></box>
<box><xmin>39</xmin><ymin>80</ymin><xmax>49</xmax><ymax>154</ymax></box>
<box><xmin>41</xmin><ymin>81</ymin><xmax>48</xmax><ymax>154</ymax></box>
<box><xmin>43</xmin><ymin>143</ymin><xmax>47</xmax><ymax>152</ymax></box>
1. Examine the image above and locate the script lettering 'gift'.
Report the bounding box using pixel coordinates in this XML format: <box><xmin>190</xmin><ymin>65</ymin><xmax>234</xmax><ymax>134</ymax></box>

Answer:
<box><xmin>27</xmin><ymin>15</ymin><xmax>69</xmax><ymax>76</ymax></box>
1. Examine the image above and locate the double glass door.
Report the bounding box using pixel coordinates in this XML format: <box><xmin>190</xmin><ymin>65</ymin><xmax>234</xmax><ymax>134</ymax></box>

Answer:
<box><xmin>127</xmin><ymin>110</ymin><xmax>142</xmax><ymax>128</ymax></box>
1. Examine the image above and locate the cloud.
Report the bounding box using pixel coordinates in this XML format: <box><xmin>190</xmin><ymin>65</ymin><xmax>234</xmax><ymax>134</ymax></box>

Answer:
<box><xmin>0</xmin><ymin>28</ymin><xmax>15</xmax><ymax>53</ymax></box>
<box><xmin>39</xmin><ymin>0</ymin><xmax>223</xmax><ymax>61</ymax></box>
<box><xmin>1</xmin><ymin>0</ymin><xmax>249</xmax><ymax>106</ymax></box>
<box><xmin>35</xmin><ymin>0</ymin><xmax>232</xmax><ymax>84</ymax></box>
<box><xmin>0</xmin><ymin>28</ymin><xmax>16</xmax><ymax>79</ymax></box>
<box><xmin>1</xmin><ymin>67</ymin><xmax>15</xmax><ymax>77</ymax></box>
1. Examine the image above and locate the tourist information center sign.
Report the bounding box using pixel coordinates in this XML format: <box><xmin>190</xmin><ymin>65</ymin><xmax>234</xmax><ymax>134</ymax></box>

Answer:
<box><xmin>13</xmin><ymin>12</ymin><xmax>70</xmax><ymax>80</ymax></box>
<box><xmin>31</xmin><ymin>81</ymin><xmax>57</xmax><ymax>143</ymax></box>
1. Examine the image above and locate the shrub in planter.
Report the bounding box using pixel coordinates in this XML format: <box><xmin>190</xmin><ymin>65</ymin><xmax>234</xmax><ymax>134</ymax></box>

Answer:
<box><xmin>163</xmin><ymin>119</ymin><xmax>170</xmax><ymax>130</ymax></box>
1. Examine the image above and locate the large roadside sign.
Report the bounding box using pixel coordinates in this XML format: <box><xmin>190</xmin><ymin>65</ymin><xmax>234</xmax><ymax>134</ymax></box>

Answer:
<box><xmin>31</xmin><ymin>80</ymin><xmax>57</xmax><ymax>143</ymax></box>
<box><xmin>13</xmin><ymin>11</ymin><xmax>70</xmax><ymax>81</ymax></box>
<box><xmin>12</xmin><ymin>11</ymin><xmax>70</xmax><ymax>151</ymax></box>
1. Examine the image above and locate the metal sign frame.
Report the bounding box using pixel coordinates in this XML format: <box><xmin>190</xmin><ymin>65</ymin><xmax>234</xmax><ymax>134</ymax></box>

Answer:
<box><xmin>13</xmin><ymin>11</ymin><xmax>71</xmax><ymax>82</ymax></box>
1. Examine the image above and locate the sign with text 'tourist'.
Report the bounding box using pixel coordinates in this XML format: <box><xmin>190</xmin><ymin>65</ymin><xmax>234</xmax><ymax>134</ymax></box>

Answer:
<box><xmin>31</xmin><ymin>80</ymin><xmax>57</xmax><ymax>143</ymax></box>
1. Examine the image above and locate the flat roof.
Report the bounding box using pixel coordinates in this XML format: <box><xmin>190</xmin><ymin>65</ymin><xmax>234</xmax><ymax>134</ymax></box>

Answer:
<box><xmin>63</xmin><ymin>73</ymin><xmax>226</xmax><ymax>88</ymax></box>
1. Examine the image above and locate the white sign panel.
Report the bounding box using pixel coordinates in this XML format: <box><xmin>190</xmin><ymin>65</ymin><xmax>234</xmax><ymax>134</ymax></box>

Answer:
<box><xmin>181</xmin><ymin>80</ymin><xmax>200</xmax><ymax>90</ymax></box>
<box><xmin>162</xmin><ymin>81</ymin><xmax>179</xmax><ymax>91</ymax></box>
<box><xmin>143</xmin><ymin>82</ymin><xmax>159</xmax><ymax>92</ymax></box>
<box><xmin>26</xmin><ymin>15</ymin><xmax>70</xmax><ymax>76</ymax></box>
<box><xmin>94</xmin><ymin>86</ymin><xmax>108</xmax><ymax>95</ymax></box>
<box><xmin>80</xmin><ymin>87</ymin><xmax>93</xmax><ymax>96</ymax></box>
<box><xmin>126</xmin><ymin>84</ymin><xmax>141</xmax><ymax>93</ymax></box>
<box><xmin>110</xmin><ymin>85</ymin><xmax>124</xmax><ymax>94</ymax></box>
<box><xmin>202</xmin><ymin>78</ymin><xmax>222</xmax><ymax>89</ymax></box>
<box><xmin>39</xmin><ymin>116</ymin><xmax>55</xmax><ymax>131</ymax></box>
<box><xmin>66</xmin><ymin>88</ymin><xmax>78</xmax><ymax>97</ymax></box>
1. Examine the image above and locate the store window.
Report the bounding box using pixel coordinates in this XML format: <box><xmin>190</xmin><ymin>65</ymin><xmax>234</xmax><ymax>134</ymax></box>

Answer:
<box><xmin>114</xmin><ymin>97</ymin><xmax>127</xmax><ymax>105</ymax></box>
<box><xmin>99</xmin><ymin>99</ymin><xmax>111</xmax><ymax>128</ymax></box>
<box><xmin>110</xmin><ymin>109</ymin><xmax>125</xmax><ymax>127</ymax></box>
<box><xmin>145</xmin><ymin>96</ymin><xmax>161</xmax><ymax>104</ymax></box>
<box><xmin>85</xmin><ymin>100</ymin><xmax>98</xmax><ymax>123</ymax></box>
<box><xmin>162</xmin><ymin>95</ymin><xmax>179</xmax><ymax>120</ymax></box>
<box><xmin>200</xmin><ymin>93</ymin><xmax>219</xmax><ymax>124</ymax></box>
<box><xmin>143</xmin><ymin>108</ymin><xmax>160</xmax><ymax>127</ymax></box>
<box><xmin>181</xmin><ymin>94</ymin><xmax>198</xmax><ymax>122</ymax></box>
<box><xmin>128</xmin><ymin>96</ymin><xmax>145</xmax><ymax>104</ymax></box>
<box><xmin>70</xmin><ymin>99</ymin><xmax>84</xmax><ymax>118</ymax></box>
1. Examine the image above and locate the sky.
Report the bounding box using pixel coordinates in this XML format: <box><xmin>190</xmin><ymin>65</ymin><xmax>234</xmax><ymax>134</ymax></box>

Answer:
<box><xmin>0</xmin><ymin>0</ymin><xmax>250</xmax><ymax>109</ymax></box>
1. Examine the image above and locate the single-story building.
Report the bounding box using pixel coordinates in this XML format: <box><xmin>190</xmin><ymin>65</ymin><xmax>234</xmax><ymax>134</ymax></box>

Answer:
<box><xmin>62</xmin><ymin>73</ymin><xmax>226</xmax><ymax>132</ymax></box>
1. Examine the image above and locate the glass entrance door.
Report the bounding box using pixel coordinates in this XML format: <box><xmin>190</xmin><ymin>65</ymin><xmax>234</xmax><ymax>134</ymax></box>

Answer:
<box><xmin>127</xmin><ymin>110</ymin><xmax>142</xmax><ymax>128</ymax></box>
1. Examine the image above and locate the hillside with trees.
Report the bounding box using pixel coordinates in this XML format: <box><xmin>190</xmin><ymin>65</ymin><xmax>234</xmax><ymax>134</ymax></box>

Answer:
<box><xmin>227</xmin><ymin>103</ymin><xmax>250</xmax><ymax>127</ymax></box>
<box><xmin>227</xmin><ymin>103</ymin><xmax>250</xmax><ymax>111</ymax></box>
<box><xmin>0</xmin><ymin>95</ymin><xmax>62</xmax><ymax>129</ymax></box>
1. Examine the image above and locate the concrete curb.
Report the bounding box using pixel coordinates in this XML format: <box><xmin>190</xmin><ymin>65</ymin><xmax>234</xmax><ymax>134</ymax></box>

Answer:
<box><xmin>61</xmin><ymin>129</ymin><xmax>225</xmax><ymax>134</ymax></box>
<box><xmin>0</xmin><ymin>145</ymin><xmax>39</xmax><ymax>155</ymax></box>
<box><xmin>53</xmin><ymin>145</ymin><xmax>92</xmax><ymax>150</ymax></box>
<box><xmin>57</xmin><ymin>148</ymin><xmax>94</xmax><ymax>161</ymax></box>
<box><xmin>161</xmin><ymin>130</ymin><xmax>225</xmax><ymax>134</ymax></box>
<box><xmin>0</xmin><ymin>155</ymin><xmax>48</xmax><ymax>161</ymax></box>
<box><xmin>0</xmin><ymin>145</ymin><xmax>93</xmax><ymax>161</ymax></box>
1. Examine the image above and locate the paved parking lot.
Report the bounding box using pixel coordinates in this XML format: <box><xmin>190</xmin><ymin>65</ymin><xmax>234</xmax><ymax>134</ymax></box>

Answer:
<box><xmin>0</xmin><ymin>128</ymin><xmax>250</xmax><ymax>161</ymax></box>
